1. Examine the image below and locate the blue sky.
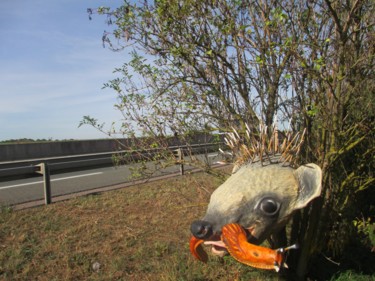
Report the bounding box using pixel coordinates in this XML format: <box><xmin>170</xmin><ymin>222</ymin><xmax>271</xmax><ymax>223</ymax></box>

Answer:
<box><xmin>0</xmin><ymin>0</ymin><xmax>129</xmax><ymax>140</ymax></box>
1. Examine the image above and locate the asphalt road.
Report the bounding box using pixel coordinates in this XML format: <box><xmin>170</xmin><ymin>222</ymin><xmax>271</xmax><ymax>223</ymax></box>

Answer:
<box><xmin>0</xmin><ymin>153</ymin><xmax>225</xmax><ymax>206</ymax></box>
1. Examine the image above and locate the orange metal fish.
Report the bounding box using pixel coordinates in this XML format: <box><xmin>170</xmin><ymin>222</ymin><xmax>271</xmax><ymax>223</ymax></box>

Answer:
<box><xmin>189</xmin><ymin>236</ymin><xmax>208</xmax><ymax>263</ymax></box>
<box><xmin>190</xmin><ymin>223</ymin><xmax>298</xmax><ymax>272</ymax></box>
<box><xmin>221</xmin><ymin>223</ymin><xmax>298</xmax><ymax>271</ymax></box>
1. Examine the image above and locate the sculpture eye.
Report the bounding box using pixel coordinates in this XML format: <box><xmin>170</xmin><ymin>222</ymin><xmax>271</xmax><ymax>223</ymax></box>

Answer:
<box><xmin>259</xmin><ymin>198</ymin><xmax>280</xmax><ymax>216</ymax></box>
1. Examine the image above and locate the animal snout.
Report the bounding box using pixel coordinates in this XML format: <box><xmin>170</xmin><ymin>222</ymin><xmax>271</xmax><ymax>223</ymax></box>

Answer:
<box><xmin>190</xmin><ymin>220</ymin><xmax>213</xmax><ymax>239</ymax></box>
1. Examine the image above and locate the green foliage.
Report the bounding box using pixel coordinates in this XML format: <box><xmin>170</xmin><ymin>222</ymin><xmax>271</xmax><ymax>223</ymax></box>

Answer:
<box><xmin>86</xmin><ymin>0</ymin><xmax>374</xmax><ymax>278</ymax></box>
<box><xmin>330</xmin><ymin>270</ymin><xmax>375</xmax><ymax>281</ymax></box>
<box><xmin>353</xmin><ymin>218</ymin><xmax>375</xmax><ymax>250</ymax></box>
<box><xmin>0</xmin><ymin>138</ymin><xmax>68</xmax><ymax>143</ymax></box>
<box><xmin>79</xmin><ymin>116</ymin><xmax>104</xmax><ymax>131</ymax></box>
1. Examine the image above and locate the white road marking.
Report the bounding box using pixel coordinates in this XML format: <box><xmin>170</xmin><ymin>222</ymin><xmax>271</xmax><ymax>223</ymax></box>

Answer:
<box><xmin>0</xmin><ymin>172</ymin><xmax>103</xmax><ymax>190</ymax></box>
<box><xmin>207</xmin><ymin>153</ymin><xmax>219</xmax><ymax>158</ymax></box>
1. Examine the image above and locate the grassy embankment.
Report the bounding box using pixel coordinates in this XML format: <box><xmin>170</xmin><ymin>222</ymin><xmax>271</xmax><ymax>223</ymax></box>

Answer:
<box><xmin>0</xmin><ymin>168</ymin><xmax>373</xmax><ymax>280</ymax></box>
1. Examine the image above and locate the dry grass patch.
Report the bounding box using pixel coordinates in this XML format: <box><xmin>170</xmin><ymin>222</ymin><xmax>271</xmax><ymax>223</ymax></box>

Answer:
<box><xmin>0</xmin><ymin>169</ymin><xmax>280</xmax><ymax>281</ymax></box>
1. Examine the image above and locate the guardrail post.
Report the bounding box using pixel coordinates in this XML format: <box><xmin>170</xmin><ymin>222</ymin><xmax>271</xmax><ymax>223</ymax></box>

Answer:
<box><xmin>174</xmin><ymin>148</ymin><xmax>184</xmax><ymax>175</ymax></box>
<box><xmin>35</xmin><ymin>162</ymin><xmax>52</xmax><ymax>205</ymax></box>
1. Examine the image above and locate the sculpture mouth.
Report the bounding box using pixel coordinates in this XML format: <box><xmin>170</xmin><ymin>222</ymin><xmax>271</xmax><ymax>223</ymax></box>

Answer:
<box><xmin>189</xmin><ymin>233</ymin><xmax>228</xmax><ymax>261</ymax></box>
<box><xmin>202</xmin><ymin>226</ymin><xmax>257</xmax><ymax>257</ymax></box>
<box><xmin>204</xmin><ymin>239</ymin><xmax>227</xmax><ymax>257</ymax></box>
<box><xmin>189</xmin><ymin>224</ymin><xmax>259</xmax><ymax>262</ymax></box>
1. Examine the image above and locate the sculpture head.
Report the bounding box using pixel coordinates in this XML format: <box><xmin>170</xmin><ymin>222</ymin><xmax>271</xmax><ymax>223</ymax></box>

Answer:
<box><xmin>190</xmin><ymin>125</ymin><xmax>322</xmax><ymax>260</ymax></box>
<box><xmin>191</xmin><ymin>160</ymin><xmax>322</xmax><ymax>257</ymax></box>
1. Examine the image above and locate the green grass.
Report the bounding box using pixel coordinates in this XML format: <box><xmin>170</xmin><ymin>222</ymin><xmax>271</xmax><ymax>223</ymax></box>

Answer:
<box><xmin>329</xmin><ymin>271</ymin><xmax>375</xmax><ymax>281</ymax></box>
<box><xmin>0</xmin><ymin>169</ymin><xmax>374</xmax><ymax>280</ymax></box>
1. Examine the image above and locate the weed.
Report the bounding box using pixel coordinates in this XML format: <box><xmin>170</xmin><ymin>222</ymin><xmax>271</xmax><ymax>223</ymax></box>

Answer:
<box><xmin>330</xmin><ymin>270</ymin><xmax>375</xmax><ymax>281</ymax></box>
<box><xmin>0</xmin><ymin>205</ymin><xmax>12</xmax><ymax>216</ymax></box>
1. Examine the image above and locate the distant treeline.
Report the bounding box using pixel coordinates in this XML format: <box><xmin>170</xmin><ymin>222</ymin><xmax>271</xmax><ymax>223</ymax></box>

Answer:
<box><xmin>0</xmin><ymin>138</ymin><xmax>75</xmax><ymax>144</ymax></box>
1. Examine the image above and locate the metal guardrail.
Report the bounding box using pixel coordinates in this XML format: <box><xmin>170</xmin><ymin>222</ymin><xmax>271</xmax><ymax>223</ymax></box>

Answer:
<box><xmin>0</xmin><ymin>142</ymin><xmax>223</xmax><ymax>176</ymax></box>
<box><xmin>0</xmin><ymin>142</ymin><xmax>226</xmax><ymax>205</ymax></box>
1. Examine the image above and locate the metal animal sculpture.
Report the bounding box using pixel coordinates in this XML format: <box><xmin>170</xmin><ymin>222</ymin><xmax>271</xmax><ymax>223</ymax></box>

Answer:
<box><xmin>189</xmin><ymin>125</ymin><xmax>322</xmax><ymax>271</ymax></box>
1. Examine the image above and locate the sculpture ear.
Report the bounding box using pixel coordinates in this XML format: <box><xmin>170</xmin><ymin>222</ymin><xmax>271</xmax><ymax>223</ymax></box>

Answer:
<box><xmin>293</xmin><ymin>163</ymin><xmax>322</xmax><ymax>210</ymax></box>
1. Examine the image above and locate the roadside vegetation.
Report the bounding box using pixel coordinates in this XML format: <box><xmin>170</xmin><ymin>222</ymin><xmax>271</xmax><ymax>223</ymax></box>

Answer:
<box><xmin>82</xmin><ymin>1</ymin><xmax>374</xmax><ymax>278</ymax></box>
<box><xmin>1</xmin><ymin>169</ymin><xmax>374</xmax><ymax>281</ymax></box>
<box><xmin>0</xmin><ymin>1</ymin><xmax>373</xmax><ymax>280</ymax></box>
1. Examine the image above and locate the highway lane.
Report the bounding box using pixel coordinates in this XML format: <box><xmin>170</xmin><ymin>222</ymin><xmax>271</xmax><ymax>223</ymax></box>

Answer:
<box><xmin>0</xmin><ymin>153</ymin><xmax>224</xmax><ymax>205</ymax></box>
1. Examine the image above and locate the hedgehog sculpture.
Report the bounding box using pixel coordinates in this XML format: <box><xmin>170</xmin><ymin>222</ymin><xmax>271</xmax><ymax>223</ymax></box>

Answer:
<box><xmin>190</xmin><ymin>123</ymin><xmax>322</xmax><ymax>271</ymax></box>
